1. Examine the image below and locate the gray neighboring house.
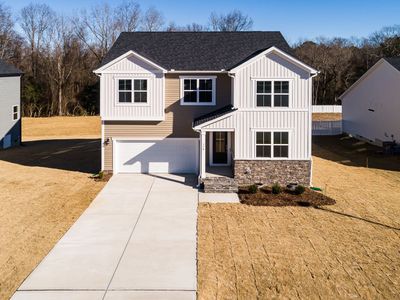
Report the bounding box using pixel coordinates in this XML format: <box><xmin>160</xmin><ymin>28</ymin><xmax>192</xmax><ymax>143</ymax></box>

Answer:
<box><xmin>0</xmin><ymin>59</ymin><xmax>23</xmax><ymax>149</ymax></box>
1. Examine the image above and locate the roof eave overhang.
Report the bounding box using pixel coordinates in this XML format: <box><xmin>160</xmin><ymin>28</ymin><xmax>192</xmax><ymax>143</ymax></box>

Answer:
<box><xmin>228</xmin><ymin>46</ymin><xmax>318</xmax><ymax>75</ymax></box>
<box><xmin>93</xmin><ymin>50</ymin><xmax>168</xmax><ymax>74</ymax></box>
<box><xmin>193</xmin><ymin>109</ymin><xmax>237</xmax><ymax>131</ymax></box>
<box><xmin>339</xmin><ymin>58</ymin><xmax>387</xmax><ymax>100</ymax></box>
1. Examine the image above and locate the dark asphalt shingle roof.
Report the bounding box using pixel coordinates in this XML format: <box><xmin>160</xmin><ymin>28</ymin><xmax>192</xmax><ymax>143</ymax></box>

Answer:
<box><xmin>193</xmin><ymin>105</ymin><xmax>237</xmax><ymax>127</ymax></box>
<box><xmin>384</xmin><ymin>57</ymin><xmax>400</xmax><ymax>72</ymax></box>
<box><xmin>0</xmin><ymin>59</ymin><xmax>22</xmax><ymax>76</ymax></box>
<box><xmin>100</xmin><ymin>31</ymin><xmax>293</xmax><ymax>71</ymax></box>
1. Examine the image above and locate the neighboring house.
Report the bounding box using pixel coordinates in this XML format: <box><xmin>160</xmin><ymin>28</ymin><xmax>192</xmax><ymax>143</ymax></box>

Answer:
<box><xmin>0</xmin><ymin>60</ymin><xmax>22</xmax><ymax>149</ymax></box>
<box><xmin>340</xmin><ymin>57</ymin><xmax>400</xmax><ymax>146</ymax></box>
<box><xmin>94</xmin><ymin>32</ymin><xmax>318</xmax><ymax>191</ymax></box>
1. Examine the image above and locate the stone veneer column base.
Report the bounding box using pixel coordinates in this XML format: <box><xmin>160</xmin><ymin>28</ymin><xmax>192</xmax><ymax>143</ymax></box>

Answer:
<box><xmin>234</xmin><ymin>160</ymin><xmax>311</xmax><ymax>186</ymax></box>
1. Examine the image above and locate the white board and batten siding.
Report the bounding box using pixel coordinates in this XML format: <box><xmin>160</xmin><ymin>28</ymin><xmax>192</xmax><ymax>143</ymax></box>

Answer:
<box><xmin>342</xmin><ymin>60</ymin><xmax>400</xmax><ymax>144</ymax></box>
<box><xmin>100</xmin><ymin>54</ymin><xmax>165</xmax><ymax>121</ymax></box>
<box><xmin>213</xmin><ymin>52</ymin><xmax>313</xmax><ymax>160</ymax></box>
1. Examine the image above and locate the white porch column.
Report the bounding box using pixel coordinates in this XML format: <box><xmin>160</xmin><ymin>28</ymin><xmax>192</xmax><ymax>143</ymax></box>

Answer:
<box><xmin>200</xmin><ymin>130</ymin><xmax>206</xmax><ymax>178</ymax></box>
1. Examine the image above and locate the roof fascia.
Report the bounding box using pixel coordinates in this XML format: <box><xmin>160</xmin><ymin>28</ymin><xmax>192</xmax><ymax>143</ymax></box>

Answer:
<box><xmin>229</xmin><ymin>46</ymin><xmax>318</xmax><ymax>74</ymax></box>
<box><xmin>339</xmin><ymin>58</ymin><xmax>386</xmax><ymax>100</ymax></box>
<box><xmin>94</xmin><ymin>50</ymin><xmax>167</xmax><ymax>73</ymax></box>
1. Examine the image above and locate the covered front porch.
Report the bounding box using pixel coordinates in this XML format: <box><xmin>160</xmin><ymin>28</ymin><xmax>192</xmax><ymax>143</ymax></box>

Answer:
<box><xmin>199</xmin><ymin>130</ymin><xmax>234</xmax><ymax>179</ymax></box>
<box><xmin>198</xmin><ymin>130</ymin><xmax>238</xmax><ymax>193</ymax></box>
<box><xmin>193</xmin><ymin>105</ymin><xmax>238</xmax><ymax>192</ymax></box>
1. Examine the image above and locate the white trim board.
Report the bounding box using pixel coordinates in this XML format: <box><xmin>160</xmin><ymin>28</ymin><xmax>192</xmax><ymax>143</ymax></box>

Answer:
<box><xmin>94</xmin><ymin>50</ymin><xmax>167</xmax><ymax>74</ymax></box>
<box><xmin>229</xmin><ymin>46</ymin><xmax>318</xmax><ymax>74</ymax></box>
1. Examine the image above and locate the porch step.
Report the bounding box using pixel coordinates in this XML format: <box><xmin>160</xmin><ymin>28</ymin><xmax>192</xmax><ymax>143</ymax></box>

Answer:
<box><xmin>202</xmin><ymin>177</ymin><xmax>238</xmax><ymax>193</ymax></box>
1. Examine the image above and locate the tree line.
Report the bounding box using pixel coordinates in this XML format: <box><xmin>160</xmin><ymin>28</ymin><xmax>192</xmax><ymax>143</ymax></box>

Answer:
<box><xmin>0</xmin><ymin>2</ymin><xmax>399</xmax><ymax>116</ymax></box>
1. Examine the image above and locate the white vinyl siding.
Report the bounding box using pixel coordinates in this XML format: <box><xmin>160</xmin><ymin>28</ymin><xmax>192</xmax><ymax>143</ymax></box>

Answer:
<box><xmin>204</xmin><ymin>51</ymin><xmax>312</xmax><ymax>160</ymax></box>
<box><xmin>234</xmin><ymin>52</ymin><xmax>310</xmax><ymax>109</ymax></box>
<box><xmin>199</xmin><ymin>110</ymin><xmax>311</xmax><ymax>160</ymax></box>
<box><xmin>100</xmin><ymin>54</ymin><xmax>164</xmax><ymax>121</ymax></box>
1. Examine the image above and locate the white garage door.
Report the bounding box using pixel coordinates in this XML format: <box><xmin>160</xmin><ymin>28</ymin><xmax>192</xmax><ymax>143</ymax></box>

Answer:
<box><xmin>114</xmin><ymin>138</ymin><xmax>199</xmax><ymax>174</ymax></box>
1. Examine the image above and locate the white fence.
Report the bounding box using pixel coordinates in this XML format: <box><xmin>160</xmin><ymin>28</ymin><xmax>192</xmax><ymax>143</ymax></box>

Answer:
<box><xmin>312</xmin><ymin>120</ymin><xmax>342</xmax><ymax>136</ymax></box>
<box><xmin>312</xmin><ymin>105</ymin><xmax>342</xmax><ymax>113</ymax></box>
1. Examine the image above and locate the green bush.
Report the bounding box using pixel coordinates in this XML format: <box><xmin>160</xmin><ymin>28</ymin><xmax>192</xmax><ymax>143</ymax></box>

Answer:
<box><xmin>272</xmin><ymin>183</ymin><xmax>281</xmax><ymax>194</ymax></box>
<box><xmin>98</xmin><ymin>171</ymin><xmax>104</xmax><ymax>180</ymax></box>
<box><xmin>294</xmin><ymin>185</ymin><xmax>306</xmax><ymax>195</ymax></box>
<box><xmin>248</xmin><ymin>184</ymin><xmax>258</xmax><ymax>194</ymax></box>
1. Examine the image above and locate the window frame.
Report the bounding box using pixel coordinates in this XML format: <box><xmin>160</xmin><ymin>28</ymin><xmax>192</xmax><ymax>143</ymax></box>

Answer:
<box><xmin>253</xmin><ymin>130</ymin><xmax>290</xmax><ymax>159</ymax></box>
<box><xmin>115</xmin><ymin>78</ymin><xmax>150</xmax><ymax>106</ymax></box>
<box><xmin>180</xmin><ymin>76</ymin><xmax>217</xmax><ymax>106</ymax></box>
<box><xmin>253</xmin><ymin>79</ymin><xmax>292</xmax><ymax>109</ymax></box>
<box><xmin>12</xmin><ymin>105</ymin><xmax>19</xmax><ymax>121</ymax></box>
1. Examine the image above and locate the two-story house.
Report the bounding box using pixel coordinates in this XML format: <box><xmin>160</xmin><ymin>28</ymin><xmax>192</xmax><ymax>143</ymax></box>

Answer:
<box><xmin>94</xmin><ymin>32</ymin><xmax>317</xmax><ymax>192</ymax></box>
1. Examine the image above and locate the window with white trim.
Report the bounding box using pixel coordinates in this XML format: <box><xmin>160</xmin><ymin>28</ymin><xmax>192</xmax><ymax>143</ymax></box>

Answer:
<box><xmin>255</xmin><ymin>80</ymin><xmax>289</xmax><ymax>107</ymax></box>
<box><xmin>12</xmin><ymin>105</ymin><xmax>18</xmax><ymax>121</ymax></box>
<box><xmin>118</xmin><ymin>79</ymin><xmax>147</xmax><ymax>103</ymax></box>
<box><xmin>255</xmin><ymin>131</ymin><xmax>289</xmax><ymax>158</ymax></box>
<box><xmin>181</xmin><ymin>77</ymin><xmax>215</xmax><ymax>105</ymax></box>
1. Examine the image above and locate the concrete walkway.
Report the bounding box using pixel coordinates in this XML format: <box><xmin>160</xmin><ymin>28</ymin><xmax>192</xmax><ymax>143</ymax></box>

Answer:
<box><xmin>12</xmin><ymin>174</ymin><xmax>198</xmax><ymax>300</ymax></box>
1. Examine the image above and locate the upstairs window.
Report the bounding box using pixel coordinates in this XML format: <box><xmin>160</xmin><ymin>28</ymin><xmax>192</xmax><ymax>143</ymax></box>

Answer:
<box><xmin>12</xmin><ymin>105</ymin><xmax>19</xmax><ymax>120</ymax></box>
<box><xmin>255</xmin><ymin>80</ymin><xmax>289</xmax><ymax>107</ymax></box>
<box><xmin>118</xmin><ymin>79</ymin><xmax>147</xmax><ymax>103</ymax></box>
<box><xmin>255</xmin><ymin>131</ymin><xmax>289</xmax><ymax>158</ymax></box>
<box><xmin>181</xmin><ymin>77</ymin><xmax>216</xmax><ymax>105</ymax></box>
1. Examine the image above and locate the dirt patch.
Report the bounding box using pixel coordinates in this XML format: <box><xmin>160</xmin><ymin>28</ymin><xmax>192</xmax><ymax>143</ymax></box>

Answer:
<box><xmin>0</xmin><ymin>117</ymin><xmax>105</xmax><ymax>300</ymax></box>
<box><xmin>312</xmin><ymin>113</ymin><xmax>342</xmax><ymax>121</ymax></box>
<box><xmin>238</xmin><ymin>186</ymin><xmax>336</xmax><ymax>207</ymax></box>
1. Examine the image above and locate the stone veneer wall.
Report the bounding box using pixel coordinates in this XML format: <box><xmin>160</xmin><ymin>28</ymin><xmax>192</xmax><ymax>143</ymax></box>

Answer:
<box><xmin>234</xmin><ymin>160</ymin><xmax>311</xmax><ymax>186</ymax></box>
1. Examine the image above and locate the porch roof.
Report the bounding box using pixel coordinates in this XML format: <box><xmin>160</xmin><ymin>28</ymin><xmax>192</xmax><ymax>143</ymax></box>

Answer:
<box><xmin>193</xmin><ymin>105</ymin><xmax>237</xmax><ymax>128</ymax></box>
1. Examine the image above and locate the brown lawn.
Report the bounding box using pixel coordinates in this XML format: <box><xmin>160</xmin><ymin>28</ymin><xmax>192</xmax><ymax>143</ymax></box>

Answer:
<box><xmin>0</xmin><ymin>117</ymin><xmax>105</xmax><ymax>300</ymax></box>
<box><xmin>312</xmin><ymin>113</ymin><xmax>342</xmax><ymax>121</ymax></box>
<box><xmin>198</xmin><ymin>135</ymin><xmax>400</xmax><ymax>299</ymax></box>
<box><xmin>22</xmin><ymin>116</ymin><xmax>101</xmax><ymax>141</ymax></box>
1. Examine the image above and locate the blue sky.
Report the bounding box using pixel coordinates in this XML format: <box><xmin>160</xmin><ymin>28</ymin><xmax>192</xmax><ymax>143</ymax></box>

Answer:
<box><xmin>8</xmin><ymin>0</ymin><xmax>400</xmax><ymax>43</ymax></box>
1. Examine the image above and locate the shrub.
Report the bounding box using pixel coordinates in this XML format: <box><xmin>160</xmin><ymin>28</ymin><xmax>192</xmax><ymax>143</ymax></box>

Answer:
<box><xmin>272</xmin><ymin>183</ymin><xmax>281</xmax><ymax>194</ymax></box>
<box><xmin>294</xmin><ymin>185</ymin><xmax>306</xmax><ymax>195</ymax></box>
<box><xmin>98</xmin><ymin>171</ymin><xmax>104</xmax><ymax>180</ymax></box>
<box><xmin>248</xmin><ymin>184</ymin><xmax>258</xmax><ymax>194</ymax></box>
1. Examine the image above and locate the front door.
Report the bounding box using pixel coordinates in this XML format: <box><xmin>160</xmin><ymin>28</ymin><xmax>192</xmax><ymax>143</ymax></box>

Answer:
<box><xmin>212</xmin><ymin>132</ymin><xmax>228</xmax><ymax>165</ymax></box>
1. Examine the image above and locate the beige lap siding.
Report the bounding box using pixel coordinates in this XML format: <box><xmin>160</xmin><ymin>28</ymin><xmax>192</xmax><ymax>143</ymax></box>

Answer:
<box><xmin>103</xmin><ymin>73</ymin><xmax>231</xmax><ymax>171</ymax></box>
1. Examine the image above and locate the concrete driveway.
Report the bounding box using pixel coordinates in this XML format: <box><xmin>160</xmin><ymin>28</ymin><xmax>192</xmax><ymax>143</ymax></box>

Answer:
<box><xmin>12</xmin><ymin>174</ymin><xmax>198</xmax><ymax>300</ymax></box>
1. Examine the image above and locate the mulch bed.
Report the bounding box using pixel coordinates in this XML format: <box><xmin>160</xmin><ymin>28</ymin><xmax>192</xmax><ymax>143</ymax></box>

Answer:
<box><xmin>239</xmin><ymin>186</ymin><xmax>336</xmax><ymax>207</ymax></box>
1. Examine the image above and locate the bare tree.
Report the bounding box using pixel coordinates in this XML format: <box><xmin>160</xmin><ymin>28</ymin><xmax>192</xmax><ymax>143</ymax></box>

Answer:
<box><xmin>115</xmin><ymin>1</ymin><xmax>141</xmax><ymax>32</ymax></box>
<box><xmin>210</xmin><ymin>9</ymin><xmax>253</xmax><ymax>31</ymax></box>
<box><xmin>20</xmin><ymin>3</ymin><xmax>55</xmax><ymax>77</ymax></box>
<box><xmin>185</xmin><ymin>23</ymin><xmax>207</xmax><ymax>32</ymax></box>
<box><xmin>73</xmin><ymin>3</ymin><xmax>118</xmax><ymax>62</ymax></box>
<box><xmin>46</xmin><ymin>15</ymin><xmax>76</xmax><ymax>115</ymax></box>
<box><xmin>141</xmin><ymin>7</ymin><xmax>164</xmax><ymax>31</ymax></box>
<box><xmin>0</xmin><ymin>3</ymin><xmax>16</xmax><ymax>59</ymax></box>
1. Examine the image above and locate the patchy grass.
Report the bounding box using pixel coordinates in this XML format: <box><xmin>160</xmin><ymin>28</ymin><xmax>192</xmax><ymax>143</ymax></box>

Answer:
<box><xmin>0</xmin><ymin>117</ymin><xmax>105</xmax><ymax>300</ymax></box>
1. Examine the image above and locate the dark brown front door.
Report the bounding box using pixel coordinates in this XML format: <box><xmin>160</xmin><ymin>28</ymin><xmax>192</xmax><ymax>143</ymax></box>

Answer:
<box><xmin>212</xmin><ymin>132</ymin><xmax>228</xmax><ymax>164</ymax></box>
